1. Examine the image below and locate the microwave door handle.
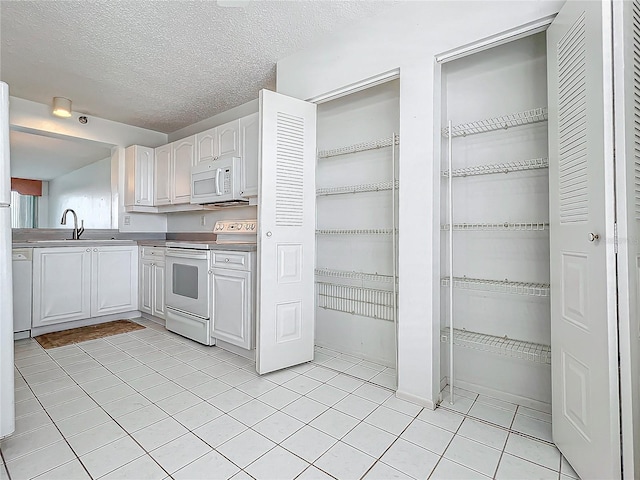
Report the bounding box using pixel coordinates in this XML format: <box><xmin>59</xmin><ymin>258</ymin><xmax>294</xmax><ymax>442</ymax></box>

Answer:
<box><xmin>215</xmin><ymin>168</ymin><xmax>222</xmax><ymax>196</ymax></box>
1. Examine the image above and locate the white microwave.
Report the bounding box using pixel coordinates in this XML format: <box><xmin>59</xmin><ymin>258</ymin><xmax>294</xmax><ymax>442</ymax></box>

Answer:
<box><xmin>190</xmin><ymin>156</ymin><xmax>248</xmax><ymax>205</ymax></box>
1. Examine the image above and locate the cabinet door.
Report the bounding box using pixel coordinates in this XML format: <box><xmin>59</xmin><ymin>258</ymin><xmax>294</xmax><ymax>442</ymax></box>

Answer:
<box><xmin>196</xmin><ymin>127</ymin><xmax>217</xmax><ymax>164</ymax></box>
<box><xmin>172</xmin><ymin>136</ymin><xmax>196</xmax><ymax>204</ymax></box>
<box><xmin>135</xmin><ymin>146</ymin><xmax>155</xmax><ymax>206</ymax></box>
<box><xmin>155</xmin><ymin>144</ymin><xmax>172</xmax><ymax>206</ymax></box>
<box><xmin>152</xmin><ymin>262</ymin><xmax>166</xmax><ymax>319</ymax></box>
<box><xmin>32</xmin><ymin>248</ymin><xmax>91</xmax><ymax>327</ymax></box>
<box><xmin>240</xmin><ymin>113</ymin><xmax>259</xmax><ymax>198</ymax></box>
<box><xmin>92</xmin><ymin>246</ymin><xmax>138</xmax><ymax>316</ymax></box>
<box><xmin>212</xmin><ymin>268</ymin><xmax>252</xmax><ymax>349</ymax></box>
<box><xmin>139</xmin><ymin>260</ymin><xmax>153</xmax><ymax>315</ymax></box>
<box><xmin>217</xmin><ymin>119</ymin><xmax>241</xmax><ymax>158</ymax></box>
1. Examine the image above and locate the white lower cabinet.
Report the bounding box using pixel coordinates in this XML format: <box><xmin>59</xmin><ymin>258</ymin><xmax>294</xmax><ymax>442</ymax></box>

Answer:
<box><xmin>211</xmin><ymin>251</ymin><xmax>255</xmax><ymax>349</ymax></box>
<box><xmin>33</xmin><ymin>247</ymin><xmax>91</xmax><ymax>327</ymax></box>
<box><xmin>139</xmin><ymin>247</ymin><xmax>165</xmax><ymax>319</ymax></box>
<box><xmin>33</xmin><ymin>246</ymin><xmax>138</xmax><ymax>328</ymax></box>
<box><xmin>91</xmin><ymin>247</ymin><xmax>139</xmax><ymax>316</ymax></box>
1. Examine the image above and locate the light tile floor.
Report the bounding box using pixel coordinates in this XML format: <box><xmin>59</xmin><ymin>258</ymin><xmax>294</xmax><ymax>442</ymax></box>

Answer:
<box><xmin>0</xmin><ymin>318</ymin><xmax>581</xmax><ymax>480</ymax></box>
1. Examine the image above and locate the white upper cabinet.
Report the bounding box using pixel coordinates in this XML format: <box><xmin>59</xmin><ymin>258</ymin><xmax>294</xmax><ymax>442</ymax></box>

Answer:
<box><xmin>125</xmin><ymin>145</ymin><xmax>155</xmax><ymax>206</ymax></box>
<box><xmin>154</xmin><ymin>144</ymin><xmax>172</xmax><ymax>206</ymax></box>
<box><xmin>217</xmin><ymin>119</ymin><xmax>241</xmax><ymax>158</ymax></box>
<box><xmin>196</xmin><ymin>127</ymin><xmax>217</xmax><ymax>165</ymax></box>
<box><xmin>172</xmin><ymin>135</ymin><xmax>196</xmax><ymax>204</ymax></box>
<box><xmin>240</xmin><ymin>113</ymin><xmax>259</xmax><ymax>198</ymax></box>
<box><xmin>195</xmin><ymin>119</ymin><xmax>241</xmax><ymax>164</ymax></box>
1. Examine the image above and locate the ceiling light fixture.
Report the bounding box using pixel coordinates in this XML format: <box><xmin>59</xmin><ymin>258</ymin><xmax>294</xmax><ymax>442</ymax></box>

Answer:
<box><xmin>52</xmin><ymin>97</ymin><xmax>72</xmax><ymax>118</ymax></box>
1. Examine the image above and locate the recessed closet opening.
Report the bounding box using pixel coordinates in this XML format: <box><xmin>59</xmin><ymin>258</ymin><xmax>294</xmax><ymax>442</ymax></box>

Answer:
<box><xmin>313</xmin><ymin>80</ymin><xmax>400</xmax><ymax>389</ymax></box>
<box><xmin>439</xmin><ymin>32</ymin><xmax>552</xmax><ymax>411</ymax></box>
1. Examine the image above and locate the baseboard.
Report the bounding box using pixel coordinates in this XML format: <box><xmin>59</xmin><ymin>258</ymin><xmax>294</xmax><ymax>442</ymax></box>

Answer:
<box><xmin>314</xmin><ymin>341</ymin><xmax>395</xmax><ymax>368</ymax></box>
<box><xmin>139</xmin><ymin>312</ymin><xmax>166</xmax><ymax>327</ymax></box>
<box><xmin>14</xmin><ymin>331</ymin><xmax>30</xmax><ymax>340</ymax></box>
<box><xmin>396</xmin><ymin>390</ymin><xmax>435</xmax><ymax>410</ymax></box>
<box><xmin>30</xmin><ymin>310</ymin><xmax>140</xmax><ymax>337</ymax></box>
<box><xmin>215</xmin><ymin>339</ymin><xmax>255</xmax><ymax>361</ymax></box>
<box><xmin>449</xmin><ymin>377</ymin><xmax>552</xmax><ymax>414</ymax></box>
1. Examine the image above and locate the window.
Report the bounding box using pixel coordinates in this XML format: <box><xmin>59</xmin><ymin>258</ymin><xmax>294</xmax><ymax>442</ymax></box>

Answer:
<box><xmin>10</xmin><ymin>190</ymin><xmax>37</xmax><ymax>228</ymax></box>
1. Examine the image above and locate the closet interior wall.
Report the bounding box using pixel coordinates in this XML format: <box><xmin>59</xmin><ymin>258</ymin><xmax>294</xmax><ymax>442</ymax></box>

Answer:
<box><xmin>440</xmin><ymin>33</ymin><xmax>552</xmax><ymax>409</ymax></box>
<box><xmin>315</xmin><ymin>80</ymin><xmax>399</xmax><ymax>374</ymax></box>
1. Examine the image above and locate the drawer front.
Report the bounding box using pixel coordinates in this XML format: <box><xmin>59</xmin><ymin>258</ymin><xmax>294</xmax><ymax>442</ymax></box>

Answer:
<box><xmin>141</xmin><ymin>246</ymin><xmax>165</xmax><ymax>260</ymax></box>
<box><xmin>212</xmin><ymin>251</ymin><xmax>250</xmax><ymax>270</ymax></box>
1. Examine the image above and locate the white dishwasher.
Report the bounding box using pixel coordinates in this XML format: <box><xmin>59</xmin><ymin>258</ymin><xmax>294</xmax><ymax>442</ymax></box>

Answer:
<box><xmin>12</xmin><ymin>248</ymin><xmax>32</xmax><ymax>338</ymax></box>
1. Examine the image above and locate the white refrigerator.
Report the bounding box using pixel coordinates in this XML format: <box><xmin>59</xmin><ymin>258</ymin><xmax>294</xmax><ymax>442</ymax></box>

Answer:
<box><xmin>0</xmin><ymin>81</ymin><xmax>15</xmax><ymax>439</ymax></box>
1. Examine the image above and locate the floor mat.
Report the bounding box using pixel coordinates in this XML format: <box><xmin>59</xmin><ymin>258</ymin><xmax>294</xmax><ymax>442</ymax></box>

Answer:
<box><xmin>34</xmin><ymin>319</ymin><xmax>145</xmax><ymax>349</ymax></box>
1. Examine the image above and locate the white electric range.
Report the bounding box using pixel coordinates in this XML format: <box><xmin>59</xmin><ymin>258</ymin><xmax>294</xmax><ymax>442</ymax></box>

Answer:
<box><xmin>164</xmin><ymin>220</ymin><xmax>256</xmax><ymax>345</ymax></box>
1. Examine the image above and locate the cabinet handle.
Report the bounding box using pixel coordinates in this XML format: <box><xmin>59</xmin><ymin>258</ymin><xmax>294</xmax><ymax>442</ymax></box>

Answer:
<box><xmin>136</xmin><ymin>200</ymin><xmax>140</xmax><ymax>204</ymax></box>
<box><xmin>588</xmin><ymin>232</ymin><xmax>600</xmax><ymax>242</ymax></box>
<box><xmin>208</xmin><ymin>269</ymin><xmax>213</xmax><ymax>275</ymax></box>
<box><xmin>86</xmin><ymin>249</ymin><xmax>91</xmax><ymax>252</ymax></box>
<box><xmin>225</xmin><ymin>258</ymin><xmax>230</xmax><ymax>262</ymax></box>
<box><xmin>266</xmin><ymin>231</ymin><xmax>272</xmax><ymax>237</ymax></box>
<box><xmin>93</xmin><ymin>248</ymin><xmax>98</xmax><ymax>252</ymax></box>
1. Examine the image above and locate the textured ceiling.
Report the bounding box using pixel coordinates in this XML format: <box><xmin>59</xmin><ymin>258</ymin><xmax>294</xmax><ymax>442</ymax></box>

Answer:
<box><xmin>10</xmin><ymin>131</ymin><xmax>112</xmax><ymax>180</ymax></box>
<box><xmin>1</xmin><ymin>1</ymin><xmax>396</xmax><ymax>134</ymax></box>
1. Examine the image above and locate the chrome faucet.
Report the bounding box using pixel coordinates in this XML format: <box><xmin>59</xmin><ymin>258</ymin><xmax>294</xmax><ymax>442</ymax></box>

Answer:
<box><xmin>60</xmin><ymin>209</ymin><xmax>85</xmax><ymax>240</ymax></box>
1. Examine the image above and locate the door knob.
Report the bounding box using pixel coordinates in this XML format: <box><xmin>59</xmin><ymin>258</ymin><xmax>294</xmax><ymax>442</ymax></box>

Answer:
<box><xmin>266</xmin><ymin>231</ymin><xmax>272</xmax><ymax>237</ymax></box>
<box><xmin>588</xmin><ymin>232</ymin><xmax>600</xmax><ymax>242</ymax></box>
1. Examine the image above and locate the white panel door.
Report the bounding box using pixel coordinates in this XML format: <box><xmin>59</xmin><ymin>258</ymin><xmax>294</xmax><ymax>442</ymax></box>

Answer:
<box><xmin>32</xmin><ymin>248</ymin><xmax>91</xmax><ymax>326</ymax></box>
<box><xmin>217</xmin><ymin>119</ymin><xmax>240</xmax><ymax>158</ymax></box>
<box><xmin>153</xmin><ymin>262</ymin><xmax>166</xmax><ymax>319</ymax></box>
<box><xmin>172</xmin><ymin>136</ymin><xmax>196</xmax><ymax>204</ymax></box>
<box><xmin>615</xmin><ymin>1</ymin><xmax>640</xmax><ymax>477</ymax></box>
<box><xmin>196</xmin><ymin>127</ymin><xmax>217</xmax><ymax>164</ymax></box>
<box><xmin>240</xmin><ymin>113</ymin><xmax>260</xmax><ymax>198</ymax></box>
<box><xmin>155</xmin><ymin>144</ymin><xmax>172</xmax><ymax>206</ymax></box>
<box><xmin>547</xmin><ymin>2</ymin><xmax>620</xmax><ymax>478</ymax></box>
<box><xmin>256</xmin><ymin>89</ymin><xmax>316</xmax><ymax>374</ymax></box>
<box><xmin>140</xmin><ymin>260</ymin><xmax>153</xmax><ymax>315</ymax></box>
<box><xmin>135</xmin><ymin>146</ymin><xmax>155</xmax><ymax>206</ymax></box>
<box><xmin>91</xmin><ymin>246</ymin><xmax>138</xmax><ymax>316</ymax></box>
<box><xmin>212</xmin><ymin>268</ymin><xmax>251</xmax><ymax>349</ymax></box>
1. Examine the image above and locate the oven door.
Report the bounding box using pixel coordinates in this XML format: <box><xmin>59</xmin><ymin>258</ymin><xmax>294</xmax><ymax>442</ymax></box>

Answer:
<box><xmin>165</xmin><ymin>248</ymin><xmax>211</xmax><ymax>319</ymax></box>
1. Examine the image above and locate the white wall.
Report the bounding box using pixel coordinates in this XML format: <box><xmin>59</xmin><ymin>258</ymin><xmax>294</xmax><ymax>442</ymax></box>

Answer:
<box><xmin>276</xmin><ymin>0</ymin><xmax>564</xmax><ymax>407</ymax></box>
<box><xmin>168</xmin><ymin>99</ymin><xmax>259</xmax><ymax>143</ymax></box>
<box><xmin>9</xmin><ymin>96</ymin><xmax>167</xmax><ymax>148</ymax></box>
<box><xmin>47</xmin><ymin>157</ymin><xmax>112</xmax><ymax>229</ymax></box>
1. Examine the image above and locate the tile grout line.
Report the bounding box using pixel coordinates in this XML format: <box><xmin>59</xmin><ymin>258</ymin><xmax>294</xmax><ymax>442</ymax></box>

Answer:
<box><xmin>6</xmin><ymin>354</ymin><xmax>95</xmax><ymax>480</ymax></box>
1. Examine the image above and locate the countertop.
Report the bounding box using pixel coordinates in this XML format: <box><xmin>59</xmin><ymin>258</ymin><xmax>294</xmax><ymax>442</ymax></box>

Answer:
<box><xmin>13</xmin><ymin>239</ymin><xmax>138</xmax><ymax>248</ymax></box>
<box><xmin>14</xmin><ymin>239</ymin><xmax>257</xmax><ymax>252</ymax></box>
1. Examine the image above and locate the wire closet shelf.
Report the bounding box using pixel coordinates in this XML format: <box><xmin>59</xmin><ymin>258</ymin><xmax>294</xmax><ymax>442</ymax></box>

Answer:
<box><xmin>316</xmin><ymin>229</ymin><xmax>395</xmax><ymax>236</ymax></box>
<box><xmin>441</xmin><ymin>276</ymin><xmax>550</xmax><ymax>297</ymax></box>
<box><xmin>315</xmin><ymin>268</ymin><xmax>396</xmax><ymax>284</ymax></box>
<box><xmin>441</xmin><ymin>327</ymin><xmax>551</xmax><ymax>365</ymax></box>
<box><xmin>317</xmin><ymin>134</ymin><xmax>399</xmax><ymax>159</ymax></box>
<box><xmin>441</xmin><ymin>222</ymin><xmax>549</xmax><ymax>231</ymax></box>
<box><xmin>442</xmin><ymin>157</ymin><xmax>549</xmax><ymax>177</ymax></box>
<box><xmin>442</xmin><ymin>107</ymin><xmax>548</xmax><ymax>138</ymax></box>
<box><xmin>316</xmin><ymin>180</ymin><xmax>399</xmax><ymax>197</ymax></box>
<box><xmin>316</xmin><ymin>282</ymin><xmax>395</xmax><ymax>322</ymax></box>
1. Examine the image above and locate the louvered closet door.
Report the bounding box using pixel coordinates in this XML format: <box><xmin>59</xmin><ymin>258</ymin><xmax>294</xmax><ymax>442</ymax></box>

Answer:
<box><xmin>256</xmin><ymin>89</ymin><xmax>317</xmax><ymax>374</ymax></box>
<box><xmin>547</xmin><ymin>1</ymin><xmax>621</xmax><ymax>478</ymax></box>
<box><xmin>616</xmin><ymin>1</ymin><xmax>640</xmax><ymax>477</ymax></box>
